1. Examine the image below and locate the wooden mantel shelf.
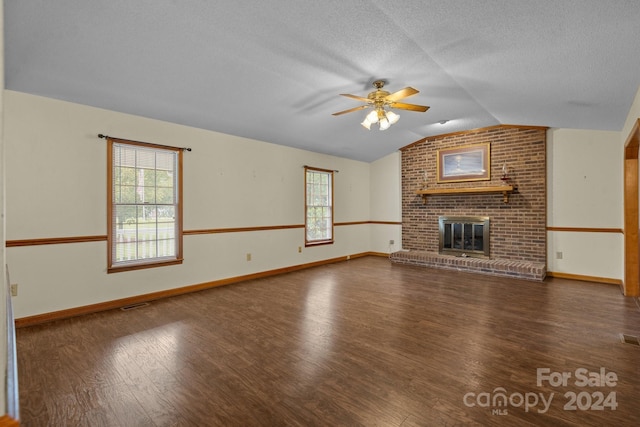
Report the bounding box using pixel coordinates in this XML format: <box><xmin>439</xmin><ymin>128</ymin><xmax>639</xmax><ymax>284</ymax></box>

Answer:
<box><xmin>416</xmin><ymin>185</ymin><xmax>515</xmax><ymax>204</ymax></box>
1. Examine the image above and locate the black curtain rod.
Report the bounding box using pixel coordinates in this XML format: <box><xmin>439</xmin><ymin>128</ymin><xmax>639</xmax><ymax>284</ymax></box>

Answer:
<box><xmin>98</xmin><ymin>134</ymin><xmax>192</xmax><ymax>152</ymax></box>
<box><xmin>303</xmin><ymin>165</ymin><xmax>339</xmax><ymax>173</ymax></box>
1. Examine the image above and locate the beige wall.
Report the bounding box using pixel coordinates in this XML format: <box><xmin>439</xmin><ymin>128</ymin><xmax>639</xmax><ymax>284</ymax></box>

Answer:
<box><xmin>4</xmin><ymin>91</ymin><xmax>399</xmax><ymax>319</ymax></box>
<box><xmin>369</xmin><ymin>152</ymin><xmax>402</xmax><ymax>253</ymax></box>
<box><xmin>546</xmin><ymin>128</ymin><xmax>624</xmax><ymax>280</ymax></box>
<box><xmin>546</xmin><ymin>85</ymin><xmax>640</xmax><ymax>282</ymax></box>
<box><xmin>5</xmin><ymin>84</ymin><xmax>640</xmax><ymax>319</ymax></box>
<box><xmin>622</xmin><ymin>86</ymin><xmax>640</xmax><ymax>140</ymax></box>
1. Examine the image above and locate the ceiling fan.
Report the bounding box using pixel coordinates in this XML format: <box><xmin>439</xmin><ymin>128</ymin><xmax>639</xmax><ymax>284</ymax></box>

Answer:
<box><xmin>332</xmin><ymin>80</ymin><xmax>430</xmax><ymax>130</ymax></box>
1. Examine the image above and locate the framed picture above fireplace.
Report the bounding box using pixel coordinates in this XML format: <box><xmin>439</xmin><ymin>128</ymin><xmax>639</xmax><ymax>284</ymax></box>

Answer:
<box><xmin>437</xmin><ymin>143</ymin><xmax>490</xmax><ymax>183</ymax></box>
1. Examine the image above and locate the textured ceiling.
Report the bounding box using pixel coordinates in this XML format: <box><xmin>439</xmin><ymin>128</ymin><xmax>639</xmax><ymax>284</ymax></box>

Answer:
<box><xmin>5</xmin><ymin>1</ymin><xmax>640</xmax><ymax>162</ymax></box>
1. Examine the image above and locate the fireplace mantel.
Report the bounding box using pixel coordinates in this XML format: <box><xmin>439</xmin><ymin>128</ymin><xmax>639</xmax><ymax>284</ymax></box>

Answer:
<box><xmin>416</xmin><ymin>184</ymin><xmax>515</xmax><ymax>204</ymax></box>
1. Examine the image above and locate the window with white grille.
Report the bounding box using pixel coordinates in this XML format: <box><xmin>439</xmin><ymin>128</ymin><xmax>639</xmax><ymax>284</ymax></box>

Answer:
<box><xmin>305</xmin><ymin>167</ymin><xmax>333</xmax><ymax>245</ymax></box>
<box><xmin>108</xmin><ymin>138</ymin><xmax>183</xmax><ymax>272</ymax></box>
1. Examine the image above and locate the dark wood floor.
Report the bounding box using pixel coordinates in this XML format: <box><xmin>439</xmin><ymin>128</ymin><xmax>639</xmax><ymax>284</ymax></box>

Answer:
<box><xmin>16</xmin><ymin>257</ymin><xmax>640</xmax><ymax>426</ymax></box>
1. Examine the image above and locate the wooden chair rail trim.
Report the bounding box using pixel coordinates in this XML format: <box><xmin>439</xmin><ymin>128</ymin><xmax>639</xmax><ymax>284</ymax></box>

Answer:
<box><xmin>335</xmin><ymin>221</ymin><xmax>401</xmax><ymax>226</ymax></box>
<box><xmin>367</xmin><ymin>221</ymin><xmax>402</xmax><ymax>225</ymax></box>
<box><xmin>6</xmin><ymin>235</ymin><xmax>107</xmax><ymax>247</ymax></box>
<box><xmin>546</xmin><ymin>226</ymin><xmax>623</xmax><ymax>233</ymax></box>
<box><xmin>14</xmin><ymin>252</ymin><xmax>383</xmax><ymax>328</ymax></box>
<box><xmin>6</xmin><ymin>222</ymin><xmax>402</xmax><ymax>247</ymax></box>
<box><xmin>335</xmin><ymin>221</ymin><xmax>368</xmax><ymax>226</ymax></box>
<box><xmin>184</xmin><ymin>224</ymin><xmax>305</xmax><ymax>235</ymax></box>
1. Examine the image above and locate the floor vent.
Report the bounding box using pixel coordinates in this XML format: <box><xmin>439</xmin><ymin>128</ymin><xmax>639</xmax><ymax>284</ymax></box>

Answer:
<box><xmin>120</xmin><ymin>302</ymin><xmax>150</xmax><ymax>311</ymax></box>
<box><xmin>620</xmin><ymin>333</ymin><xmax>640</xmax><ymax>346</ymax></box>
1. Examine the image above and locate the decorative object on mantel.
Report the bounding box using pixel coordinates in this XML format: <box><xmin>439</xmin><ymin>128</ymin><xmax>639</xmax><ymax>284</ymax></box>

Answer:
<box><xmin>501</xmin><ymin>162</ymin><xmax>510</xmax><ymax>181</ymax></box>
<box><xmin>437</xmin><ymin>143</ymin><xmax>490</xmax><ymax>183</ymax></box>
<box><xmin>422</xmin><ymin>171</ymin><xmax>429</xmax><ymax>189</ymax></box>
<box><xmin>416</xmin><ymin>185</ymin><xmax>516</xmax><ymax>204</ymax></box>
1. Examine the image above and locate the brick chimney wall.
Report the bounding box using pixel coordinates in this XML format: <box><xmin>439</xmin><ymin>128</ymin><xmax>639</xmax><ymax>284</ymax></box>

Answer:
<box><xmin>400</xmin><ymin>125</ymin><xmax>547</xmax><ymax>263</ymax></box>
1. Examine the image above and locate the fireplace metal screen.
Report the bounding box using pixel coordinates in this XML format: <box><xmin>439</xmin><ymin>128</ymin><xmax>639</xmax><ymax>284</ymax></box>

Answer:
<box><xmin>438</xmin><ymin>216</ymin><xmax>490</xmax><ymax>258</ymax></box>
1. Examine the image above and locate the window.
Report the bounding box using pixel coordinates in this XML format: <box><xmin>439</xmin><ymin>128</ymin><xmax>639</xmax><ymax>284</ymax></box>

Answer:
<box><xmin>107</xmin><ymin>138</ymin><xmax>183</xmax><ymax>272</ymax></box>
<box><xmin>305</xmin><ymin>166</ymin><xmax>333</xmax><ymax>246</ymax></box>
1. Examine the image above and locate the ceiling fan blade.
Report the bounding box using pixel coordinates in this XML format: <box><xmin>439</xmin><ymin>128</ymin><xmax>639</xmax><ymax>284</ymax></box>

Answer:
<box><xmin>389</xmin><ymin>102</ymin><xmax>430</xmax><ymax>112</ymax></box>
<box><xmin>340</xmin><ymin>93</ymin><xmax>372</xmax><ymax>103</ymax></box>
<box><xmin>385</xmin><ymin>87</ymin><xmax>419</xmax><ymax>102</ymax></box>
<box><xmin>332</xmin><ymin>105</ymin><xmax>369</xmax><ymax>116</ymax></box>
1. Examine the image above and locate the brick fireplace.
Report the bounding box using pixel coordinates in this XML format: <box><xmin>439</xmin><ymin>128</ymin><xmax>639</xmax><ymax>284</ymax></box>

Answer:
<box><xmin>391</xmin><ymin>125</ymin><xmax>547</xmax><ymax>281</ymax></box>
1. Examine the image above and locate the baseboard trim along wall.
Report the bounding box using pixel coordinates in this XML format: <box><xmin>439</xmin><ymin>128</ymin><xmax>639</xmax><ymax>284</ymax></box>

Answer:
<box><xmin>14</xmin><ymin>255</ymin><xmax>625</xmax><ymax>328</ymax></box>
<box><xmin>14</xmin><ymin>252</ymin><xmax>387</xmax><ymax>328</ymax></box>
<box><xmin>546</xmin><ymin>271</ymin><xmax>622</xmax><ymax>286</ymax></box>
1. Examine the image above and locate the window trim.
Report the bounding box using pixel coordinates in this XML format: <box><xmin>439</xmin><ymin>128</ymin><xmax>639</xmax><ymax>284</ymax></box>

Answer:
<box><xmin>107</xmin><ymin>137</ymin><xmax>184</xmax><ymax>273</ymax></box>
<box><xmin>304</xmin><ymin>166</ymin><xmax>334</xmax><ymax>247</ymax></box>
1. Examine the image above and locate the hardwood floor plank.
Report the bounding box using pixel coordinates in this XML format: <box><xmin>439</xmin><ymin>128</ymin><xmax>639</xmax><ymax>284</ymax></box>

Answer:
<box><xmin>16</xmin><ymin>257</ymin><xmax>640</xmax><ymax>426</ymax></box>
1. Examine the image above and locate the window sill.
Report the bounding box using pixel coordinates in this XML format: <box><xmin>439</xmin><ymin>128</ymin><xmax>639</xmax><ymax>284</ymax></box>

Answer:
<box><xmin>108</xmin><ymin>258</ymin><xmax>184</xmax><ymax>274</ymax></box>
<box><xmin>305</xmin><ymin>240</ymin><xmax>334</xmax><ymax>248</ymax></box>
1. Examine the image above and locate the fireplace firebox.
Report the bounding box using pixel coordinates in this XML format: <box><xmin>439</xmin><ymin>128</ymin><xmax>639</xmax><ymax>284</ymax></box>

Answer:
<box><xmin>438</xmin><ymin>216</ymin><xmax>490</xmax><ymax>258</ymax></box>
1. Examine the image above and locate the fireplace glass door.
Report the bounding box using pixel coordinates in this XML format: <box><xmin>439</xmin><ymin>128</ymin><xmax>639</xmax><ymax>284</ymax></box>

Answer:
<box><xmin>439</xmin><ymin>216</ymin><xmax>490</xmax><ymax>258</ymax></box>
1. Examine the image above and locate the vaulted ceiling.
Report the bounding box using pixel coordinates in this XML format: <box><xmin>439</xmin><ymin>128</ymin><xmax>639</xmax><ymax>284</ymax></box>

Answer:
<box><xmin>5</xmin><ymin>1</ymin><xmax>640</xmax><ymax>162</ymax></box>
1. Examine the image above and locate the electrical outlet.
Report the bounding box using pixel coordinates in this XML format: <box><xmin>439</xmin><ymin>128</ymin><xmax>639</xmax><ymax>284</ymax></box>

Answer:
<box><xmin>246</xmin><ymin>253</ymin><xmax>252</xmax><ymax>261</ymax></box>
<box><xmin>556</xmin><ymin>251</ymin><xmax>563</xmax><ymax>260</ymax></box>
<box><xmin>298</xmin><ymin>246</ymin><xmax>302</xmax><ymax>253</ymax></box>
<box><xmin>389</xmin><ymin>240</ymin><xmax>395</xmax><ymax>245</ymax></box>
<box><xmin>10</xmin><ymin>284</ymin><xmax>18</xmax><ymax>297</ymax></box>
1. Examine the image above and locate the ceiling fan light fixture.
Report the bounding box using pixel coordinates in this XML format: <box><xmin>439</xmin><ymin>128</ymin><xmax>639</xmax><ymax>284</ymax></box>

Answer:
<box><xmin>366</xmin><ymin>109</ymin><xmax>379</xmax><ymax>124</ymax></box>
<box><xmin>379</xmin><ymin>117</ymin><xmax>391</xmax><ymax>131</ymax></box>
<box><xmin>362</xmin><ymin>108</ymin><xmax>398</xmax><ymax>131</ymax></box>
<box><xmin>386</xmin><ymin>110</ymin><xmax>400</xmax><ymax>125</ymax></box>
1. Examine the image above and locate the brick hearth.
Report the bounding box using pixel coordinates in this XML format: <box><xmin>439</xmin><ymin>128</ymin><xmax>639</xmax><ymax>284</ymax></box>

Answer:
<box><xmin>390</xmin><ymin>250</ymin><xmax>546</xmax><ymax>281</ymax></box>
